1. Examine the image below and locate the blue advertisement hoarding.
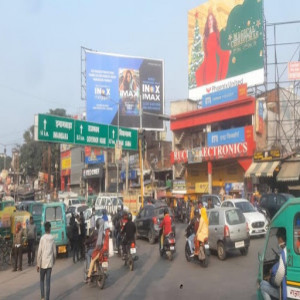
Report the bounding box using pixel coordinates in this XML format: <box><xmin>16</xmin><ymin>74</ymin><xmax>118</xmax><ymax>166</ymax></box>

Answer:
<box><xmin>201</xmin><ymin>86</ymin><xmax>238</xmax><ymax>109</ymax></box>
<box><xmin>85</xmin><ymin>50</ymin><xmax>164</xmax><ymax>130</ymax></box>
<box><xmin>207</xmin><ymin>127</ymin><xmax>245</xmax><ymax>147</ymax></box>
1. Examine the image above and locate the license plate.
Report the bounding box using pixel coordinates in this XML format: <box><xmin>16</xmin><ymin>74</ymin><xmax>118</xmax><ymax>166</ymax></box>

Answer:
<box><xmin>102</xmin><ymin>261</ymin><xmax>108</xmax><ymax>268</ymax></box>
<box><xmin>58</xmin><ymin>246</ymin><xmax>66</xmax><ymax>254</ymax></box>
<box><xmin>130</xmin><ymin>248</ymin><xmax>136</xmax><ymax>254</ymax></box>
<box><xmin>170</xmin><ymin>246</ymin><xmax>175</xmax><ymax>250</ymax></box>
<box><xmin>235</xmin><ymin>241</ymin><xmax>245</xmax><ymax>248</ymax></box>
<box><xmin>204</xmin><ymin>244</ymin><xmax>209</xmax><ymax>249</ymax></box>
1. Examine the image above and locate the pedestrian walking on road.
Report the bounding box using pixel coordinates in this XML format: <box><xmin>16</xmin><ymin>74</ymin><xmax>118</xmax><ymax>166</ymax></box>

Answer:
<box><xmin>27</xmin><ymin>216</ymin><xmax>37</xmax><ymax>266</ymax></box>
<box><xmin>12</xmin><ymin>222</ymin><xmax>25</xmax><ymax>272</ymax></box>
<box><xmin>37</xmin><ymin>221</ymin><xmax>56</xmax><ymax>300</ymax></box>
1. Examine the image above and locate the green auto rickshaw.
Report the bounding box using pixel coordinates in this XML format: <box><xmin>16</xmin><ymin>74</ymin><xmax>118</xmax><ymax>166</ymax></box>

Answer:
<box><xmin>257</xmin><ymin>197</ymin><xmax>300</xmax><ymax>299</ymax></box>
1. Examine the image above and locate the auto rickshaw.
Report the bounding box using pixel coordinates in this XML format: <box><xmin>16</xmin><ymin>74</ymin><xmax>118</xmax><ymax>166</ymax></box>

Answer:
<box><xmin>11</xmin><ymin>210</ymin><xmax>31</xmax><ymax>250</ymax></box>
<box><xmin>0</xmin><ymin>206</ymin><xmax>16</xmax><ymax>239</ymax></box>
<box><xmin>257</xmin><ymin>197</ymin><xmax>300</xmax><ymax>299</ymax></box>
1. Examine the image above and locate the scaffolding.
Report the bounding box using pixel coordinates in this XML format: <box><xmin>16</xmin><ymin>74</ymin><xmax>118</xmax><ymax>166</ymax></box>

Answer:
<box><xmin>249</xmin><ymin>20</ymin><xmax>300</xmax><ymax>155</ymax></box>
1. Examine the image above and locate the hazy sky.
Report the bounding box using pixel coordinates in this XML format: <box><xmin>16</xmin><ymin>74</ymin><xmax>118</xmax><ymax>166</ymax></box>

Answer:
<box><xmin>0</xmin><ymin>0</ymin><xmax>299</xmax><ymax>155</ymax></box>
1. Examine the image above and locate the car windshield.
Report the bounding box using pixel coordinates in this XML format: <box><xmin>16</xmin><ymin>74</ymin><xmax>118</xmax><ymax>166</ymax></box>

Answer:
<box><xmin>67</xmin><ymin>207</ymin><xmax>76</xmax><ymax>214</ymax></box>
<box><xmin>78</xmin><ymin>205</ymin><xmax>88</xmax><ymax>213</ymax></box>
<box><xmin>111</xmin><ymin>197</ymin><xmax>118</xmax><ymax>205</ymax></box>
<box><xmin>226</xmin><ymin>209</ymin><xmax>245</xmax><ymax>225</ymax></box>
<box><xmin>95</xmin><ymin>209</ymin><xmax>104</xmax><ymax>216</ymax></box>
<box><xmin>235</xmin><ymin>201</ymin><xmax>256</xmax><ymax>213</ymax></box>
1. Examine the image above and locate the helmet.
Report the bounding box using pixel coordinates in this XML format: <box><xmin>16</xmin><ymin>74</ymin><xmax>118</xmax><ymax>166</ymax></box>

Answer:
<box><xmin>128</xmin><ymin>213</ymin><xmax>132</xmax><ymax>221</ymax></box>
<box><xmin>96</xmin><ymin>218</ymin><xmax>102</xmax><ymax>229</ymax></box>
<box><xmin>117</xmin><ymin>207</ymin><xmax>121</xmax><ymax>213</ymax></box>
<box><xmin>102</xmin><ymin>209</ymin><xmax>107</xmax><ymax>215</ymax></box>
<box><xmin>194</xmin><ymin>208</ymin><xmax>200</xmax><ymax>216</ymax></box>
<box><xmin>164</xmin><ymin>208</ymin><xmax>169</xmax><ymax>215</ymax></box>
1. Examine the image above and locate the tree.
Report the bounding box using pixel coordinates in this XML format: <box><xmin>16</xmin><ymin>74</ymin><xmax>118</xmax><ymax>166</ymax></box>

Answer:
<box><xmin>19</xmin><ymin>108</ymin><xmax>67</xmax><ymax>186</ymax></box>
<box><xmin>188</xmin><ymin>14</ymin><xmax>204</xmax><ymax>89</ymax></box>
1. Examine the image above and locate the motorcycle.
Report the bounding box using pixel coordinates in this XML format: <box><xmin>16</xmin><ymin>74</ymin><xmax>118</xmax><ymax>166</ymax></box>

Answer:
<box><xmin>83</xmin><ymin>249</ymin><xmax>109</xmax><ymax>289</ymax></box>
<box><xmin>185</xmin><ymin>233</ymin><xmax>209</xmax><ymax>268</ymax></box>
<box><xmin>159</xmin><ymin>231</ymin><xmax>176</xmax><ymax>261</ymax></box>
<box><xmin>123</xmin><ymin>241</ymin><xmax>138</xmax><ymax>271</ymax></box>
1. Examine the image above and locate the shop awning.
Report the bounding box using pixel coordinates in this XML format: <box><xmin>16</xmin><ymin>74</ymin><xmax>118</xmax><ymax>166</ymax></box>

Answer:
<box><xmin>277</xmin><ymin>161</ymin><xmax>300</xmax><ymax>182</ymax></box>
<box><xmin>245</xmin><ymin>161</ymin><xmax>280</xmax><ymax>178</ymax></box>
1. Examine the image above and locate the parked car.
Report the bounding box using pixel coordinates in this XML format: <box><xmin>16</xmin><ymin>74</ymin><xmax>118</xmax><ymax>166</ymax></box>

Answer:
<box><xmin>94</xmin><ymin>193</ymin><xmax>128</xmax><ymax>215</ymax></box>
<box><xmin>259</xmin><ymin>193</ymin><xmax>294</xmax><ymax>219</ymax></box>
<box><xmin>201</xmin><ymin>194</ymin><xmax>222</xmax><ymax>208</ymax></box>
<box><xmin>135</xmin><ymin>201</ymin><xmax>175</xmax><ymax>244</ymax></box>
<box><xmin>221</xmin><ymin>199</ymin><xmax>268</xmax><ymax>237</ymax></box>
<box><xmin>207</xmin><ymin>207</ymin><xmax>250</xmax><ymax>260</ymax></box>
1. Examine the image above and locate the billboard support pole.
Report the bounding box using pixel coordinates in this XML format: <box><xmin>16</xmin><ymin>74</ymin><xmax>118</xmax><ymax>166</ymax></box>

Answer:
<box><xmin>139</xmin><ymin>96</ymin><xmax>144</xmax><ymax>208</ymax></box>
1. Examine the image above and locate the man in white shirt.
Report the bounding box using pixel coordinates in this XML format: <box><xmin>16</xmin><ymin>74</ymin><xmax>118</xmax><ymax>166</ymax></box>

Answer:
<box><xmin>37</xmin><ymin>222</ymin><xmax>56</xmax><ymax>300</ymax></box>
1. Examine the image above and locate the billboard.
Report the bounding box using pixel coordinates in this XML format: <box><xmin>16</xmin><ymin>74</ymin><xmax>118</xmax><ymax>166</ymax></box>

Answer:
<box><xmin>85</xmin><ymin>50</ymin><xmax>164</xmax><ymax>130</ymax></box>
<box><xmin>188</xmin><ymin>0</ymin><xmax>264</xmax><ymax>100</ymax></box>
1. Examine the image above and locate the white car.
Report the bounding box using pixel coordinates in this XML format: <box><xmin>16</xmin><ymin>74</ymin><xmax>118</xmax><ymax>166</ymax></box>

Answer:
<box><xmin>83</xmin><ymin>208</ymin><xmax>113</xmax><ymax>235</ymax></box>
<box><xmin>94</xmin><ymin>194</ymin><xmax>129</xmax><ymax>215</ymax></box>
<box><xmin>221</xmin><ymin>199</ymin><xmax>268</xmax><ymax>237</ymax></box>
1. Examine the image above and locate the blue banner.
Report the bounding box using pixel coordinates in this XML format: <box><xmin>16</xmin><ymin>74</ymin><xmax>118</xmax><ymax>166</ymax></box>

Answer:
<box><xmin>85</xmin><ymin>155</ymin><xmax>105</xmax><ymax>165</ymax></box>
<box><xmin>120</xmin><ymin>170</ymin><xmax>137</xmax><ymax>180</ymax></box>
<box><xmin>207</xmin><ymin>127</ymin><xmax>245</xmax><ymax>147</ymax></box>
<box><xmin>85</xmin><ymin>51</ymin><xmax>164</xmax><ymax>130</ymax></box>
<box><xmin>202</xmin><ymin>86</ymin><xmax>238</xmax><ymax>109</ymax></box>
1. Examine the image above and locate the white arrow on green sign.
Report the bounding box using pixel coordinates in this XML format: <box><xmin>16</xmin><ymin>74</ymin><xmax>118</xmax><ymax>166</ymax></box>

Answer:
<box><xmin>34</xmin><ymin>114</ymin><xmax>138</xmax><ymax>151</ymax></box>
<box><xmin>35</xmin><ymin>114</ymin><xmax>75</xmax><ymax>143</ymax></box>
<box><xmin>75</xmin><ymin>120</ymin><xmax>108</xmax><ymax>147</ymax></box>
<box><xmin>108</xmin><ymin>125</ymin><xmax>138</xmax><ymax>151</ymax></box>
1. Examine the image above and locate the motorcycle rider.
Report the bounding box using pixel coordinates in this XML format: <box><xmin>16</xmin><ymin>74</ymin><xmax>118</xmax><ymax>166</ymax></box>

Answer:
<box><xmin>159</xmin><ymin>208</ymin><xmax>172</xmax><ymax>250</ymax></box>
<box><xmin>86</xmin><ymin>217</ymin><xmax>105</xmax><ymax>282</ymax></box>
<box><xmin>113</xmin><ymin>207</ymin><xmax>123</xmax><ymax>252</ymax></box>
<box><xmin>186</xmin><ymin>208</ymin><xmax>200</xmax><ymax>257</ymax></box>
<box><xmin>194</xmin><ymin>201</ymin><xmax>209</xmax><ymax>258</ymax></box>
<box><xmin>84</xmin><ymin>217</ymin><xmax>100</xmax><ymax>278</ymax></box>
<box><xmin>121</xmin><ymin>212</ymin><xmax>136</xmax><ymax>259</ymax></box>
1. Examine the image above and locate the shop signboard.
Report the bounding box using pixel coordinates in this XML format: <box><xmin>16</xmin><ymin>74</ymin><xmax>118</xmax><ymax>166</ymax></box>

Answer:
<box><xmin>207</xmin><ymin>126</ymin><xmax>245</xmax><ymax>147</ymax></box>
<box><xmin>188</xmin><ymin>0</ymin><xmax>264</xmax><ymax>100</ymax></box>
<box><xmin>188</xmin><ymin>126</ymin><xmax>254</xmax><ymax>162</ymax></box>
<box><xmin>171</xmin><ymin>150</ymin><xmax>189</xmax><ymax>164</ymax></box>
<box><xmin>120</xmin><ymin>170</ymin><xmax>137</xmax><ymax>180</ymax></box>
<box><xmin>195</xmin><ymin>182</ymin><xmax>209</xmax><ymax>193</ymax></box>
<box><xmin>254</xmin><ymin>149</ymin><xmax>281</xmax><ymax>161</ymax></box>
<box><xmin>84</xmin><ymin>147</ymin><xmax>104</xmax><ymax>164</ymax></box>
<box><xmin>172</xmin><ymin>180</ymin><xmax>186</xmax><ymax>191</ymax></box>
<box><xmin>82</xmin><ymin>167</ymin><xmax>103</xmax><ymax>179</ymax></box>
<box><xmin>200</xmin><ymin>84</ymin><xmax>247</xmax><ymax>109</ymax></box>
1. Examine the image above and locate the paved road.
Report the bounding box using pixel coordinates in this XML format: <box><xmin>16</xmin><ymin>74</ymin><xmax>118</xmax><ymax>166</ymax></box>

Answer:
<box><xmin>0</xmin><ymin>223</ymin><xmax>264</xmax><ymax>300</ymax></box>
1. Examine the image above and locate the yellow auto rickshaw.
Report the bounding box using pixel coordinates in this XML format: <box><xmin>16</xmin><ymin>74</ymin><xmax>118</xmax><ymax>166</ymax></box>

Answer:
<box><xmin>11</xmin><ymin>211</ymin><xmax>31</xmax><ymax>249</ymax></box>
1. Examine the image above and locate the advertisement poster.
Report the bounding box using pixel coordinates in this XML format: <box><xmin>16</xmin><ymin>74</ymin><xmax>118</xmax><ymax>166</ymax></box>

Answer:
<box><xmin>84</xmin><ymin>146</ymin><xmax>104</xmax><ymax>164</ymax></box>
<box><xmin>85</xmin><ymin>50</ymin><xmax>164</xmax><ymax>130</ymax></box>
<box><xmin>188</xmin><ymin>0</ymin><xmax>264</xmax><ymax>100</ymax></box>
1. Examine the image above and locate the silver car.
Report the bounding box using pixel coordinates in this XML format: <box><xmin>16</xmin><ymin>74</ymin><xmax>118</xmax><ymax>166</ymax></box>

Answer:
<box><xmin>207</xmin><ymin>207</ymin><xmax>250</xmax><ymax>260</ymax></box>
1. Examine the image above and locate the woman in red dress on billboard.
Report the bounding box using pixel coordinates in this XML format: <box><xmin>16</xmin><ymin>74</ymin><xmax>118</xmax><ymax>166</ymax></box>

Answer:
<box><xmin>195</xmin><ymin>12</ymin><xmax>230</xmax><ymax>87</ymax></box>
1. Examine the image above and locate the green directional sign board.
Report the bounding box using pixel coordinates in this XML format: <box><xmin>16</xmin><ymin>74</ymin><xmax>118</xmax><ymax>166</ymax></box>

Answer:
<box><xmin>75</xmin><ymin>120</ymin><xmax>108</xmax><ymax>147</ymax></box>
<box><xmin>35</xmin><ymin>114</ymin><xmax>75</xmax><ymax>143</ymax></box>
<box><xmin>108</xmin><ymin>125</ymin><xmax>138</xmax><ymax>151</ymax></box>
<box><xmin>35</xmin><ymin>114</ymin><xmax>138</xmax><ymax>151</ymax></box>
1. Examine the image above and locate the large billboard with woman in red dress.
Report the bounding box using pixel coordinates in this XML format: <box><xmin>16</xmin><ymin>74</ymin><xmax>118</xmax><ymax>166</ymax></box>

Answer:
<box><xmin>188</xmin><ymin>0</ymin><xmax>264</xmax><ymax>100</ymax></box>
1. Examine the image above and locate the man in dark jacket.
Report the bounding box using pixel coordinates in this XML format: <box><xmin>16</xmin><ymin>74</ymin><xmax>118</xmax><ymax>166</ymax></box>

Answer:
<box><xmin>79</xmin><ymin>211</ymin><xmax>86</xmax><ymax>260</ymax></box>
<box><xmin>121</xmin><ymin>213</ymin><xmax>136</xmax><ymax>258</ymax></box>
<box><xmin>26</xmin><ymin>216</ymin><xmax>37</xmax><ymax>266</ymax></box>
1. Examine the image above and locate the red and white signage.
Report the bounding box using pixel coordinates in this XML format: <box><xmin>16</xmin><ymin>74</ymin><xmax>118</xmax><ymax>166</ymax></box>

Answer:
<box><xmin>170</xmin><ymin>150</ymin><xmax>188</xmax><ymax>164</ymax></box>
<box><xmin>288</xmin><ymin>62</ymin><xmax>300</xmax><ymax>81</ymax></box>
